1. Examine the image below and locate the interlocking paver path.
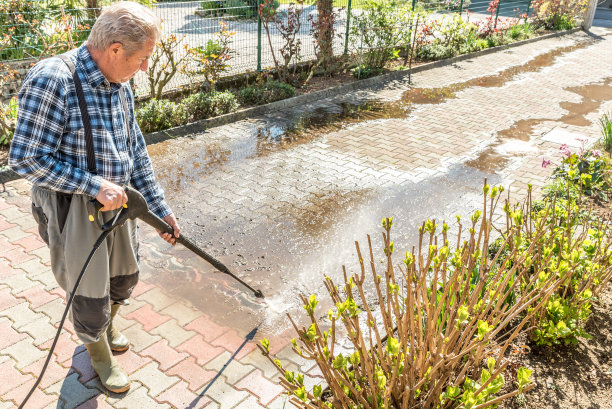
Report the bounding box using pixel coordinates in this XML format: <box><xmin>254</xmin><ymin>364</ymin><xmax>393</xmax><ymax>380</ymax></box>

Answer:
<box><xmin>1</xmin><ymin>27</ymin><xmax>612</xmax><ymax>408</ymax></box>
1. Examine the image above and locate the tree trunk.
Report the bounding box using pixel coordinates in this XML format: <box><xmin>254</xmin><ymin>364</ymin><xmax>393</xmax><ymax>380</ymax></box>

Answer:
<box><xmin>316</xmin><ymin>0</ymin><xmax>334</xmax><ymax>72</ymax></box>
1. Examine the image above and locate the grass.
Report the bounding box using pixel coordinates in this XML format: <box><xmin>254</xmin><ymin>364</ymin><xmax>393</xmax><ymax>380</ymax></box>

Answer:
<box><xmin>600</xmin><ymin>112</ymin><xmax>612</xmax><ymax>152</ymax></box>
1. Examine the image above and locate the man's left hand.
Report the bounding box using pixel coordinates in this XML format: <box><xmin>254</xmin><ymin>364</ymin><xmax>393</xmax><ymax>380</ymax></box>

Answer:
<box><xmin>157</xmin><ymin>213</ymin><xmax>180</xmax><ymax>245</ymax></box>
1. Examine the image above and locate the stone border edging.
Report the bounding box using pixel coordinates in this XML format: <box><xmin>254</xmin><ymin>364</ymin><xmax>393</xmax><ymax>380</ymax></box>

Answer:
<box><xmin>0</xmin><ymin>27</ymin><xmax>583</xmax><ymax>184</ymax></box>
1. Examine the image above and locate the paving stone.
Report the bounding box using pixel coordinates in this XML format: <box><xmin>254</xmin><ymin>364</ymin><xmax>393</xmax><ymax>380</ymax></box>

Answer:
<box><xmin>0</xmin><ymin>302</ymin><xmax>47</xmax><ymax>330</ymax></box>
<box><xmin>176</xmin><ymin>335</ymin><xmax>225</xmax><ymax>366</ymax></box>
<box><xmin>108</xmin><ymin>384</ymin><xmax>171</xmax><ymax>409</ymax></box>
<box><xmin>130</xmin><ymin>280</ymin><xmax>156</xmax><ymax>298</ymax></box>
<box><xmin>159</xmin><ymin>302</ymin><xmax>203</xmax><ymax>326</ymax></box>
<box><xmin>184</xmin><ymin>315</ymin><xmax>228</xmax><ymax>343</ymax></box>
<box><xmin>2</xmin><ymin>378</ymin><xmax>58</xmax><ymax>409</ymax></box>
<box><xmin>0</xmin><ymin>226</ymin><xmax>31</xmax><ymax>242</ymax></box>
<box><xmin>209</xmin><ymin>330</ymin><xmax>257</xmax><ymax>359</ymax></box>
<box><xmin>121</xmin><ymin>323</ymin><xmax>162</xmax><ymax>353</ymax></box>
<box><xmin>113</xmin><ymin>349</ymin><xmax>153</xmax><ymax>375</ymax></box>
<box><xmin>265</xmin><ymin>395</ymin><xmax>293</xmax><ymax>409</ymax></box>
<box><xmin>149</xmin><ymin>319</ymin><xmax>196</xmax><ymax>348</ymax></box>
<box><xmin>40</xmin><ymin>333</ymin><xmax>83</xmax><ymax>365</ymax></box>
<box><xmin>203</xmin><ymin>351</ymin><xmax>255</xmax><ymax>385</ymax></box>
<box><xmin>20</xmin><ymin>316</ymin><xmax>58</xmax><ymax>346</ymax></box>
<box><xmin>0</xmin><ymin>359</ymin><xmax>34</xmax><ymax>396</ymax></box>
<box><xmin>130</xmin><ymin>361</ymin><xmax>181</xmax><ymax>397</ymax></box>
<box><xmin>235</xmin><ymin>369</ymin><xmax>284</xmax><ymax>406</ymax></box>
<box><xmin>2</xmin><ymin>273</ymin><xmax>42</xmax><ymax>295</ymax></box>
<box><xmin>35</xmin><ymin>298</ymin><xmax>68</xmax><ymax>324</ymax></box>
<box><xmin>135</xmin><ymin>288</ymin><xmax>176</xmax><ymax>312</ymax></box>
<box><xmin>2</xmin><ymin>338</ymin><xmax>49</xmax><ymax>369</ymax></box>
<box><xmin>14</xmin><ymin>258</ymin><xmax>51</xmax><ymax>278</ymax></box>
<box><xmin>16</xmin><ymin>285</ymin><xmax>59</xmax><ymax>309</ymax></box>
<box><xmin>124</xmin><ymin>304</ymin><xmax>171</xmax><ymax>332</ymax></box>
<box><xmin>154</xmin><ymin>380</ymin><xmax>211</xmax><ymax>409</ymax></box>
<box><xmin>196</xmin><ymin>376</ymin><xmax>250</xmax><ymax>409</ymax></box>
<box><xmin>0</xmin><ymin>318</ymin><xmax>29</xmax><ymax>350</ymax></box>
<box><xmin>0</xmin><ymin>288</ymin><xmax>22</xmax><ymax>315</ymax></box>
<box><xmin>140</xmin><ymin>339</ymin><xmax>189</xmax><ymax>371</ymax></box>
<box><xmin>46</xmin><ymin>372</ymin><xmax>98</xmax><ymax>408</ymax></box>
<box><xmin>66</xmin><ymin>350</ymin><xmax>97</xmax><ymax>383</ymax></box>
<box><xmin>28</xmin><ymin>247</ymin><xmax>50</xmax><ymax>265</ymax></box>
<box><xmin>164</xmin><ymin>357</ymin><xmax>217</xmax><ymax>392</ymax></box>
<box><xmin>22</xmin><ymin>356</ymin><xmax>73</xmax><ymax>390</ymax></box>
<box><xmin>74</xmin><ymin>395</ymin><xmax>114</xmax><ymax>409</ymax></box>
<box><xmin>115</xmin><ymin>298</ymin><xmax>147</xmax><ymax>315</ymax></box>
<box><xmin>12</xmin><ymin>234</ymin><xmax>46</xmax><ymax>253</ymax></box>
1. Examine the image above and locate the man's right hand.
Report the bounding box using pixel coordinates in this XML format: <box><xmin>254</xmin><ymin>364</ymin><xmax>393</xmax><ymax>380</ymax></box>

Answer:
<box><xmin>96</xmin><ymin>179</ymin><xmax>128</xmax><ymax>211</ymax></box>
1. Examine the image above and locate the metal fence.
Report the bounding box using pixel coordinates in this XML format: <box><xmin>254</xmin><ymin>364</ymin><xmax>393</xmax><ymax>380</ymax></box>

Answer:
<box><xmin>1</xmin><ymin>0</ymin><xmax>533</xmax><ymax>98</ymax></box>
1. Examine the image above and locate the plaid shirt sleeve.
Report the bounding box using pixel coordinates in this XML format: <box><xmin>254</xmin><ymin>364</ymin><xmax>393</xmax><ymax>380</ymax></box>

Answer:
<box><xmin>128</xmin><ymin>91</ymin><xmax>172</xmax><ymax>219</ymax></box>
<box><xmin>8</xmin><ymin>76</ymin><xmax>102</xmax><ymax>196</ymax></box>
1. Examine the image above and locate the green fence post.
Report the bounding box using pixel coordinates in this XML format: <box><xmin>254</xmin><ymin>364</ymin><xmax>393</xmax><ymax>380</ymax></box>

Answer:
<box><xmin>459</xmin><ymin>0</ymin><xmax>464</xmax><ymax>16</ymax></box>
<box><xmin>412</xmin><ymin>0</ymin><xmax>417</xmax><ymax>11</ymax></box>
<box><xmin>257</xmin><ymin>0</ymin><xmax>262</xmax><ymax>71</ymax></box>
<box><xmin>494</xmin><ymin>0</ymin><xmax>502</xmax><ymax>28</ymax></box>
<box><xmin>524</xmin><ymin>0</ymin><xmax>531</xmax><ymax>24</ymax></box>
<box><xmin>344</xmin><ymin>0</ymin><xmax>352</xmax><ymax>55</ymax></box>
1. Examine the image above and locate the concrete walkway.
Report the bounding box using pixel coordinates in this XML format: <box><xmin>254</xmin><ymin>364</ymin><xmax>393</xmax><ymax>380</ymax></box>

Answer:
<box><xmin>1</xmin><ymin>27</ymin><xmax>612</xmax><ymax>408</ymax></box>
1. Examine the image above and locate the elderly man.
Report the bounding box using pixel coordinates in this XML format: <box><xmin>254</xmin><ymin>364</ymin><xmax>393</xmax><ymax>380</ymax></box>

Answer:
<box><xmin>9</xmin><ymin>1</ymin><xmax>179</xmax><ymax>393</ymax></box>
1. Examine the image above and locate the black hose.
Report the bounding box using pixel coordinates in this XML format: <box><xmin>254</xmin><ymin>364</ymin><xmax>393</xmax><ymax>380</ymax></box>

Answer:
<box><xmin>18</xmin><ymin>230</ymin><xmax>111</xmax><ymax>409</ymax></box>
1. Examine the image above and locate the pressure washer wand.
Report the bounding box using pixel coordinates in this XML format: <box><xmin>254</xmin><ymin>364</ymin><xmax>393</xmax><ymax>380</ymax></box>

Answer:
<box><xmin>138</xmin><ymin>211</ymin><xmax>265</xmax><ymax>298</ymax></box>
<box><xmin>87</xmin><ymin>186</ymin><xmax>264</xmax><ymax>299</ymax></box>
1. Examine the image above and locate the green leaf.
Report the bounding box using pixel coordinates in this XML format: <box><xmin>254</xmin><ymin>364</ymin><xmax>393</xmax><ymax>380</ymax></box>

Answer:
<box><xmin>259</xmin><ymin>338</ymin><xmax>269</xmax><ymax>353</ymax></box>
<box><xmin>386</xmin><ymin>337</ymin><xmax>400</xmax><ymax>356</ymax></box>
<box><xmin>517</xmin><ymin>367</ymin><xmax>533</xmax><ymax>391</ymax></box>
<box><xmin>313</xmin><ymin>384</ymin><xmax>322</xmax><ymax>398</ymax></box>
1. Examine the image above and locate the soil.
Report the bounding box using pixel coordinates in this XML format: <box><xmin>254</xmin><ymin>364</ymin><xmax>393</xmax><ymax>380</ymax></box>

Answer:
<box><xmin>499</xmin><ymin>195</ymin><xmax>612</xmax><ymax>409</ymax></box>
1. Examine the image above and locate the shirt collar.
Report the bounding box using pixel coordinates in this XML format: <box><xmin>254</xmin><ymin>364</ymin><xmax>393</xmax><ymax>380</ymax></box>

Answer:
<box><xmin>77</xmin><ymin>44</ymin><xmax>121</xmax><ymax>91</ymax></box>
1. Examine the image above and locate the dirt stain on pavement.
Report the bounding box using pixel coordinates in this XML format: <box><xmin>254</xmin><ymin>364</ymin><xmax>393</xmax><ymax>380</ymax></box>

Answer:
<box><xmin>402</xmin><ymin>41</ymin><xmax>594</xmax><ymax>105</ymax></box>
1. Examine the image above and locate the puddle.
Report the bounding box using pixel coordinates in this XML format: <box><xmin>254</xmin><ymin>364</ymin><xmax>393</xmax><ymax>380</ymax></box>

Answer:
<box><xmin>466</xmin><ymin>77</ymin><xmax>612</xmax><ymax>172</ymax></box>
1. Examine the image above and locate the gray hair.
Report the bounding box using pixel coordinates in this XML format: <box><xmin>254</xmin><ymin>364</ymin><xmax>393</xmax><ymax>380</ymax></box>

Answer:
<box><xmin>87</xmin><ymin>1</ymin><xmax>161</xmax><ymax>55</ymax></box>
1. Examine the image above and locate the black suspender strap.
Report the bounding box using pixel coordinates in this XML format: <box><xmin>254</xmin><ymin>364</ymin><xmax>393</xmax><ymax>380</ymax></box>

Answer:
<box><xmin>57</xmin><ymin>54</ymin><xmax>97</xmax><ymax>175</ymax></box>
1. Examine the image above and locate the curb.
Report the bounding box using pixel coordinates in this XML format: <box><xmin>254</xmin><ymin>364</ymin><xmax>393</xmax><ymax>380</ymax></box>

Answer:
<box><xmin>0</xmin><ymin>27</ymin><xmax>583</xmax><ymax>185</ymax></box>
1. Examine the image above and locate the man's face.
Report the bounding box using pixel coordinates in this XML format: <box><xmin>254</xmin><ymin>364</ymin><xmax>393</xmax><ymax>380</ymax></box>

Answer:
<box><xmin>108</xmin><ymin>39</ymin><xmax>156</xmax><ymax>84</ymax></box>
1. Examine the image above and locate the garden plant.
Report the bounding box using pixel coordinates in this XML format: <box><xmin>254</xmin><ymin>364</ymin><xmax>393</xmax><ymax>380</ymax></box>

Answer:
<box><xmin>259</xmin><ymin>172</ymin><xmax>612</xmax><ymax>408</ymax></box>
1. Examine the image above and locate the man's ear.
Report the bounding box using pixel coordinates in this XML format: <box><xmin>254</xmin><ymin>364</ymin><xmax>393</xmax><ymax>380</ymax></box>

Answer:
<box><xmin>109</xmin><ymin>42</ymin><xmax>123</xmax><ymax>55</ymax></box>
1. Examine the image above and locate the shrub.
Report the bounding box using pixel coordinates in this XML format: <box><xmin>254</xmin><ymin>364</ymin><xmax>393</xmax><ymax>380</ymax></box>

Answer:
<box><xmin>135</xmin><ymin>99</ymin><xmax>188</xmax><ymax>134</ymax></box>
<box><xmin>530</xmin><ymin>0</ymin><xmax>586</xmax><ymax>30</ymax></box>
<box><xmin>147</xmin><ymin>32</ymin><xmax>192</xmax><ymax>99</ymax></box>
<box><xmin>598</xmin><ymin>112</ymin><xmax>612</xmax><ymax>152</ymax></box>
<box><xmin>236</xmin><ymin>80</ymin><xmax>296</xmax><ymax>106</ymax></box>
<box><xmin>0</xmin><ymin>96</ymin><xmax>17</xmax><ymax>146</ymax></box>
<box><xmin>224</xmin><ymin>0</ymin><xmax>254</xmax><ymax>18</ymax></box>
<box><xmin>549</xmin><ymin>145</ymin><xmax>610</xmax><ymax>201</ymax></box>
<box><xmin>349</xmin><ymin>0</ymin><xmax>415</xmax><ymax>69</ymax></box>
<box><xmin>258</xmin><ymin>184</ymin><xmax>580</xmax><ymax>408</ymax></box>
<box><xmin>190</xmin><ymin>22</ymin><xmax>235</xmax><ymax>91</ymax></box>
<box><xmin>351</xmin><ymin>65</ymin><xmax>383</xmax><ymax>79</ymax></box>
<box><xmin>415</xmin><ymin>43</ymin><xmax>456</xmax><ymax>60</ymax></box>
<box><xmin>207</xmin><ymin>91</ymin><xmax>240</xmax><ymax>117</ymax></box>
<box><xmin>137</xmin><ymin>91</ymin><xmax>239</xmax><ymax>134</ymax></box>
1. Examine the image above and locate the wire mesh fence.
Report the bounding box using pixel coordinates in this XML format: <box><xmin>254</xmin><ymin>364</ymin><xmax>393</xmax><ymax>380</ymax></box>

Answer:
<box><xmin>1</xmin><ymin>0</ymin><xmax>535</xmax><ymax>99</ymax></box>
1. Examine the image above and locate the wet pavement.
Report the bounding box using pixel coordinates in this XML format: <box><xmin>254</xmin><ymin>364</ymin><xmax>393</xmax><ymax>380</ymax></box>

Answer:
<box><xmin>146</xmin><ymin>28</ymin><xmax>612</xmax><ymax>336</ymax></box>
<box><xmin>1</xmin><ymin>27</ymin><xmax>612</xmax><ymax>408</ymax></box>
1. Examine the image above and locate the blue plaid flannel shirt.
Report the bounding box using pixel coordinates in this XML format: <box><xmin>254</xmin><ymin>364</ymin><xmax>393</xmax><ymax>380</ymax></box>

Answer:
<box><xmin>9</xmin><ymin>45</ymin><xmax>172</xmax><ymax>218</ymax></box>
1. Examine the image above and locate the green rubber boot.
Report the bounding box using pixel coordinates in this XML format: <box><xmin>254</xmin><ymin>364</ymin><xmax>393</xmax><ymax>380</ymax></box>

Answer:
<box><xmin>85</xmin><ymin>333</ymin><xmax>130</xmax><ymax>393</ymax></box>
<box><xmin>107</xmin><ymin>303</ymin><xmax>130</xmax><ymax>352</ymax></box>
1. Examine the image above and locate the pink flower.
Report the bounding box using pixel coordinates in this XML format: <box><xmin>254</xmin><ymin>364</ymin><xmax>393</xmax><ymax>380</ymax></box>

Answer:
<box><xmin>542</xmin><ymin>158</ymin><xmax>552</xmax><ymax>168</ymax></box>
<box><xmin>592</xmin><ymin>150</ymin><xmax>601</xmax><ymax>158</ymax></box>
